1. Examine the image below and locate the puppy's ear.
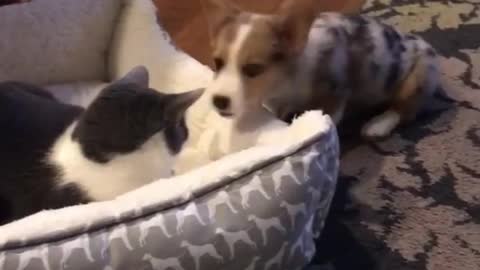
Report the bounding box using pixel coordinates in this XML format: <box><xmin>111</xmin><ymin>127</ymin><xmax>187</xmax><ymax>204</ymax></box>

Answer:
<box><xmin>205</xmin><ymin>0</ymin><xmax>240</xmax><ymax>38</ymax></box>
<box><xmin>114</xmin><ymin>66</ymin><xmax>150</xmax><ymax>88</ymax></box>
<box><xmin>272</xmin><ymin>0</ymin><xmax>319</xmax><ymax>56</ymax></box>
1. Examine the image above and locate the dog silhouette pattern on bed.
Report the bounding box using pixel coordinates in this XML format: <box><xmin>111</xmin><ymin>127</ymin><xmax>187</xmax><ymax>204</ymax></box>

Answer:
<box><xmin>0</xmin><ymin>129</ymin><xmax>338</xmax><ymax>270</ymax></box>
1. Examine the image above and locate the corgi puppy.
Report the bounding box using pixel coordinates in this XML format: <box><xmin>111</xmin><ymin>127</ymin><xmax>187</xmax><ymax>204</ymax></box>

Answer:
<box><xmin>205</xmin><ymin>0</ymin><xmax>440</xmax><ymax>139</ymax></box>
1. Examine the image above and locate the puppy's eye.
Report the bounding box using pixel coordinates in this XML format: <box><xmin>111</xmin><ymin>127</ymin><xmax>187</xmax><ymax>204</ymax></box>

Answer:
<box><xmin>271</xmin><ymin>52</ymin><xmax>285</xmax><ymax>62</ymax></box>
<box><xmin>242</xmin><ymin>63</ymin><xmax>266</xmax><ymax>78</ymax></box>
<box><xmin>213</xmin><ymin>57</ymin><xmax>225</xmax><ymax>71</ymax></box>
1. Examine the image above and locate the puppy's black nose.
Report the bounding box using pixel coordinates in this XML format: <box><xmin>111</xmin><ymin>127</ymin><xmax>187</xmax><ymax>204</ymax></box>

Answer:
<box><xmin>212</xmin><ymin>95</ymin><xmax>230</xmax><ymax>110</ymax></box>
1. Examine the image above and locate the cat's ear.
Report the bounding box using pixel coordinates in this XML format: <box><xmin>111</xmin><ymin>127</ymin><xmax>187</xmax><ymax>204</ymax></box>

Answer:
<box><xmin>166</xmin><ymin>88</ymin><xmax>205</xmax><ymax>122</ymax></box>
<box><xmin>114</xmin><ymin>66</ymin><xmax>150</xmax><ymax>88</ymax></box>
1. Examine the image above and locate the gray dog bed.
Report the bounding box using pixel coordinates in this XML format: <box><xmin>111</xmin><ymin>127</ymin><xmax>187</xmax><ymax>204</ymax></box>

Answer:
<box><xmin>0</xmin><ymin>0</ymin><xmax>340</xmax><ymax>269</ymax></box>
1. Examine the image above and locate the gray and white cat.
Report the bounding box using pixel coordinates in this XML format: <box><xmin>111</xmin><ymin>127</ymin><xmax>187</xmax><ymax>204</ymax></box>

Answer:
<box><xmin>0</xmin><ymin>66</ymin><xmax>203</xmax><ymax>225</ymax></box>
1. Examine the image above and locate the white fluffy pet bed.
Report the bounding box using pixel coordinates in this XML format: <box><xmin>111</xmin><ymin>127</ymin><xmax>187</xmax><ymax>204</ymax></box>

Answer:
<box><xmin>0</xmin><ymin>1</ymin><xmax>339</xmax><ymax>270</ymax></box>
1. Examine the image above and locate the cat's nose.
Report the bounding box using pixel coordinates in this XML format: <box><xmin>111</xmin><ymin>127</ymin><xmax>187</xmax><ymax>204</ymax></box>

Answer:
<box><xmin>212</xmin><ymin>95</ymin><xmax>231</xmax><ymax>111</ymax></box>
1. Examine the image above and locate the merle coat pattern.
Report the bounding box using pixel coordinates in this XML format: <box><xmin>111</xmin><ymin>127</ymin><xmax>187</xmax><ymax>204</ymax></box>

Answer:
<box><xmin>276</xmin><ymin>12</ymin><xmax>440</xmax><ymax>139</ymax></box>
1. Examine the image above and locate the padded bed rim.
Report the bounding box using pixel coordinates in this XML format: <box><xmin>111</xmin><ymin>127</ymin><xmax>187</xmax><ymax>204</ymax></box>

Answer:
<box><xmin>0</xmin><ymin>121</ymin><xmax>337</xmax><ymax>251</ymax></box>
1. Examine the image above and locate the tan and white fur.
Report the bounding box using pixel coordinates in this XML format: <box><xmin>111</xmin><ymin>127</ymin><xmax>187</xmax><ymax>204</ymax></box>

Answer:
<box><xmin>182</xmin><ymin>0</ymin><xmax>293</xmax><ymax>165</ymax></box>
<box><xmin>205</xmin><ymin>0</ymin><xmax>440</xmax><ymax>139</ymax></box>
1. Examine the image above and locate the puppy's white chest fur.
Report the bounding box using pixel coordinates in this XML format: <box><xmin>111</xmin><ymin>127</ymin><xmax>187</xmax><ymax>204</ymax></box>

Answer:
<box><xmin>175</xmin><ymin>109</ymin><xmax>287</xmax><ymax>174</ymax></box>
<box><xmin>210</xmin><ymin>110</ymin><xmax>287</xmax><ymax>160</ymax></box>
<box><xmin>48</xmin><ymin>124</ymin><xmax>174</xmax><ymax>201</ymax></box>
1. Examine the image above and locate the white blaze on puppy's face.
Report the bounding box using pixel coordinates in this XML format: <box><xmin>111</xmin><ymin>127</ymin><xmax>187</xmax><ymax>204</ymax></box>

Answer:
<box><xmin>209</xmin><ymin>23</ymin><xmax>253</xmax><ymax>117</ymax></box>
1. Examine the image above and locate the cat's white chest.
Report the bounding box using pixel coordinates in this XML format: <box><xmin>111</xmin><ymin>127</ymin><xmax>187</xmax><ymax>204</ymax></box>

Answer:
<box><xmin>48</xmin><ymin>124</ymin><xmax>174</xmax><ymax>201</ymax></box>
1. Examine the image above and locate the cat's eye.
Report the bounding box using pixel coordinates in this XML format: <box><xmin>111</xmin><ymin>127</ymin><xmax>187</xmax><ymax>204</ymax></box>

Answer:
<box><xmin>242</xmin><ymin>63</ymin><xmax>266</xmax><ymax>78</ymax></box>
<box><xmin>213</xmin><ymin>57</ymin><xmax>225</xmax><ymax>71</ymax></box>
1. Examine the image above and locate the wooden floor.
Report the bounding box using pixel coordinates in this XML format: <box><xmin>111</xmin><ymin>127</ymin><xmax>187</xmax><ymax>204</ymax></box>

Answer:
<box><xmin>154</xmin><ymin>0</ymin><xmax>366</xmax><ymax>68</ymax></box>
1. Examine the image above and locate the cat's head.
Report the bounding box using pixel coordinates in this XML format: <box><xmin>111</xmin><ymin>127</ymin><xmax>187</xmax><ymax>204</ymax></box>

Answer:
<box><xmin>72</xmin><ymin>66</ymin><xmax>204</xmax><ymax>163</ymax></box>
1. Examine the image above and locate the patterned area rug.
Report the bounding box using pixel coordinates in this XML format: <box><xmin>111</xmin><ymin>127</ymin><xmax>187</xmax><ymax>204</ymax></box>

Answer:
<box><xmin>309</xmin><ymin>0</ymin><xmax>480</xmax><ymax>269</ymax></box>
